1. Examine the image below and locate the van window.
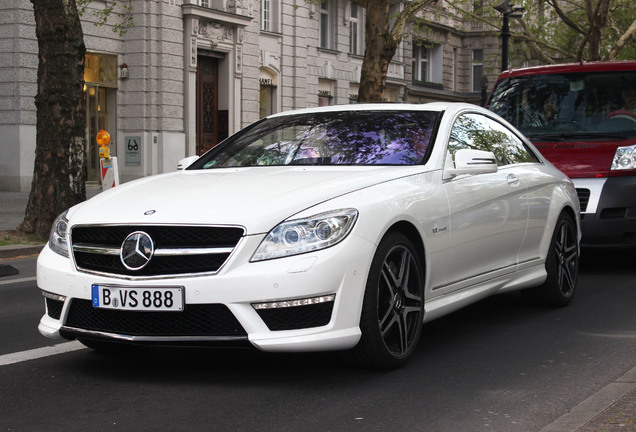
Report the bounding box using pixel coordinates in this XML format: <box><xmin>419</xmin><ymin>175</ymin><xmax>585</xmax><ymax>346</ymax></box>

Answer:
<box><xmin>487</xmin><ymin>71</ymin><xmax>636</xmax><ymax>140</ymax></box>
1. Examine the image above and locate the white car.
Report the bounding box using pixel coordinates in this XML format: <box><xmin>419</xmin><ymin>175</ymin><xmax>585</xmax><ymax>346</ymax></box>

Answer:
<box><xmin>38</xmin><ymin>103</ymin><xmax>580</xmax><ymax>369</ymax></box>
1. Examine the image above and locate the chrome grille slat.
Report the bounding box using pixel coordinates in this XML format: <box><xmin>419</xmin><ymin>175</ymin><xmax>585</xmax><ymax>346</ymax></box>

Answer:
<box><xmin>72</xmin><ymin>243</ymin><xmax>235</xmax><ymax>256</ymax></box>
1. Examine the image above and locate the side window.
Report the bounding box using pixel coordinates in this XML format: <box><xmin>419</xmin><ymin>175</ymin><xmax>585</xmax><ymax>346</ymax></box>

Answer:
<box><xmin>449</xmin><ymin>113</ymin><xmax>539</xmax><ymax>166</ymax></box>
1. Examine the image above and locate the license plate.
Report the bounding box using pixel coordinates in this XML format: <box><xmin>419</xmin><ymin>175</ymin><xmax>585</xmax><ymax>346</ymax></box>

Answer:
<box><xmin>91</xmin><ymin>285</ymin><xmax>184</xmax><ymax>311</ymax></box>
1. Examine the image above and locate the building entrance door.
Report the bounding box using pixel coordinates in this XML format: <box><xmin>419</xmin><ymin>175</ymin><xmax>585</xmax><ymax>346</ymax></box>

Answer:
<box><xmin>196</xmin><ymin>56</ymin><xmax>219</xmax><ymax>155</ymax></box>
<box><xmin>85</xmin><ymin>85</ymin><xmax>108</xmax><ymax>183</ymax></box>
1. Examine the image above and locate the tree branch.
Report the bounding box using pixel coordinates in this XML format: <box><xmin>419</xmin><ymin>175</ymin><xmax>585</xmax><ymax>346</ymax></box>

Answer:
<box><xmin>607</xmin><ymin>17</ymin><xmax>636</xmax><ymax>60</ymax></box>
<box><xmin>545</xmin><ymin>0</ymin><xmax>586</xmax><ymax>35</ymax></box>
<box><xmin>389</xmin><ymin>0</ymin><xmax>437</xmax><ymax>42</ymax></box>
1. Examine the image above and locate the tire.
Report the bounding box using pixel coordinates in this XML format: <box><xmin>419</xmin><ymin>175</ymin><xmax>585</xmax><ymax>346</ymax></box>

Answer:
<box><xmin>351</xmin><ymin>232</ymin><xmax>424</xmax><ymax>369</ymax></box>
<box><xmin>522</xmin><ymin>212</ymin><xmax>579</xmax><ymax>307</ymax></box>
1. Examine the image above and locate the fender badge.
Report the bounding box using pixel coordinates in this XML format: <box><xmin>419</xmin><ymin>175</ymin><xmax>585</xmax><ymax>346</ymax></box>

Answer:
<box><xmin>144</xmin><ymin>210</ymin><xmax>156</xmax><ymax>215</ymax></box>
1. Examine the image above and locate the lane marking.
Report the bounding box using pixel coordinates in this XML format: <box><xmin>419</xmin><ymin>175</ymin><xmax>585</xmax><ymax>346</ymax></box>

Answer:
<box><xmin>0</xmin><ymin>341</ymin><xmax>85</xmax><ymax>367</ymax></box>
<box><xmin>0</xmin><ymin>276</ymin><xmax>36</xmax><ymax>286</ymax></box>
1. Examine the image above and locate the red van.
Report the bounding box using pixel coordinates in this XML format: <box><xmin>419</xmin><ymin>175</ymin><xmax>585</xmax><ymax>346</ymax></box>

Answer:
<box><xmin>486</xmin><ymin>61</ymin><xmax>636</xmax><ymax>247</ymax></box>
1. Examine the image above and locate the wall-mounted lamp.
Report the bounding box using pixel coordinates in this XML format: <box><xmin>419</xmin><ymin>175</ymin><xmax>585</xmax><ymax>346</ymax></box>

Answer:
<box><xmin>119</xmin><ymin>63</ymin><xmax>129</xmax><ymax>80</ymax></box>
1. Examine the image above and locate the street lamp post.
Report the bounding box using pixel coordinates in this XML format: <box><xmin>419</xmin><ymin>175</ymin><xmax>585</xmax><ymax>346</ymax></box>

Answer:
<box><xmin>494</xmin><ymin>0</ymin><xmax>524</xmax><ymax>72</ymax></box>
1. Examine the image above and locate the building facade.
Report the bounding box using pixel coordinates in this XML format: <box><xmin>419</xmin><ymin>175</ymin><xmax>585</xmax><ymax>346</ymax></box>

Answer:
<box><xmin>0</xmin><ymin>0</ymin><xmax>501</xmax><ymax>192</ymax></box>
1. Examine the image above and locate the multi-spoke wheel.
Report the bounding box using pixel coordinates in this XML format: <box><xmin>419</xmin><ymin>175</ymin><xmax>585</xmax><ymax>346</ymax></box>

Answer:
<box><xmin>522</xmin><ymin>212</ymin><xmax>579</xmax><ymax>306</ymax></box>
<box><xmin>351</xmin><ymin>232</ymin><xmax>424</xmax><ymax>369</ymax></box>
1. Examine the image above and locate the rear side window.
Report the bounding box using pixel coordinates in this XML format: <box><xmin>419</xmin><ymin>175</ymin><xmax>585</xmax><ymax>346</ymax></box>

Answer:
<box><xmin>449</xmin><ymin>113</ymin><xmax>539</xmax><ymax>166</ymax></box>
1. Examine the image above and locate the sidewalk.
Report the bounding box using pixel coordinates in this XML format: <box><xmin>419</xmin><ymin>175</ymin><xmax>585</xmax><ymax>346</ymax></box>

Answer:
<box><xmin>0</xmin><ymin>188</ymin><xmax>634</xmax><ymax>431</ymax></box>
<box><xmin>0</xmin><ymin>186</ymin><xmax>101</xmax><ymax>258</ymax></box>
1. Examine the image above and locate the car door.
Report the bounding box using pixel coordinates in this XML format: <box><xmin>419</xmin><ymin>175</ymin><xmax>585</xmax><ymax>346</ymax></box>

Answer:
<box><xmin>439</xmin><ymin>112</ymin><xmax>533</xmax><ymax>292</ymax></box>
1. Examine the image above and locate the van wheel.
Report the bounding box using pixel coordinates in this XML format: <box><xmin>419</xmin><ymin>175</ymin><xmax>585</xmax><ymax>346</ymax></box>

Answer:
<box><xmin>523</xmin><ymin>212</ymin><xmax>578</xmax><ymax>307</ymax></box>
<box><xmin>351</xmin><ymin>232</ymin><xmax>424</xmax><ymax>369</ymax></box>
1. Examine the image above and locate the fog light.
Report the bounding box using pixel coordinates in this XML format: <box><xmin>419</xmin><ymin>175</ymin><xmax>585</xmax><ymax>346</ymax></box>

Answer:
<box><xmin>252</xmin><ymin>294</ymin><xmax>336</xmax><ymax>310</ymax></box>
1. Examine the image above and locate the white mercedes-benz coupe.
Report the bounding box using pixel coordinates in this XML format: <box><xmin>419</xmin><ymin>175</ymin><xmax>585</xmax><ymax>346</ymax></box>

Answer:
<box><xmin>38</xmin><ymin>103</ymin><xmax>580</xmax><ymax>368</ymax></box>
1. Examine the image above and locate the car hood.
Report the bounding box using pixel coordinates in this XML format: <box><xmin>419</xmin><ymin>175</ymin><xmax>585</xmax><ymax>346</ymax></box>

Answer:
<box><xmin>532</xmin><ymin>138</ymin><xmax>633</xmax><ymax>178</ymax></box>
<box><xmin>68</xmin><ymin>166</ymin><xmax>423</xmax><ymax>234</ymax></box>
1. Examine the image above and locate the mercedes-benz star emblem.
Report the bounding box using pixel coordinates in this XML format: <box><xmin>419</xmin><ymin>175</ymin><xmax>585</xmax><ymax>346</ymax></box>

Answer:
<box><xmin>120</xmin><ymin>231</ymin><xmax>154</xmax><ymax>270</ymax></box>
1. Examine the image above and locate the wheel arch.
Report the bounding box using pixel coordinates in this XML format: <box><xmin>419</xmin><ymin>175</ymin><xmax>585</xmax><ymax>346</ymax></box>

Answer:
<box><xmin>550</xmin><ymin>204</ymin><xmax>581</xmax><ymax>253</ymax></box>
<box><xmin>384</xmin><ymin>220</ymin><xmax>427</xmax><ymax>274</ymax></box>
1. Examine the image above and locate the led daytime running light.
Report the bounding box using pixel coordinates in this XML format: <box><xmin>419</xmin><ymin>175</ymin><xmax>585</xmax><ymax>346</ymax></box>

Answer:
<box><xmin>252</xmin><ymin>294</ymin><xmax>336</xmax><ymax>310</ymax></box>
<box><xmin>41</xmin><ymin>290</ymin><xmax>66</xmax><ymax>302</ymax></box>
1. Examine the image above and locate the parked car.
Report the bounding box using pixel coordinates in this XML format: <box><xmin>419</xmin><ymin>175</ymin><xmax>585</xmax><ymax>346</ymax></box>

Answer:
<box><xmin>38</xmin><ymin>103</ymin><xmax>580</xmax><ymax>368</ymax></box>
<box><xmin>486</xmin><ymin>61</ymin><xmax>636</xmax><ymax>248</ymax></box>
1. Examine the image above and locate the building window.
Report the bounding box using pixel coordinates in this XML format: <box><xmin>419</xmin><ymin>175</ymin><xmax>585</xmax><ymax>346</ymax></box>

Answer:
<box><xmin>472</xmin><ymin>49</ymin><xmax>484</xmax><ymax>92</ymax></box>
<box><xmin>200</xmin><ymin>0</ymin><xmax>209</xmax><ymax>7</ymax></box>
<box><xmin>262</xmin><ymin>0</ymin><xmax>271</xmax><ymax>30</ymax></box>
<box><xmin>349</xmin><ymin>3</ymin><xmax>362</xmax><ymax>55</ymax></box>
<box><xmin>412</xmin><ymin>42</ymin><xmax>442</xmax><ymax>85</ymax></box>
<box><xmin>413</xmin><ymin>44</ymin><xmax>429</xmax><ymax>82</ymax></box>
<box><xmin>261</xmin><ymin>0</ymin><xmax>279</xmax><ymax>32</ymax></box>
<box><xmin>452</xmin><ymin>48</ymin><xmax>457</xmax><ymax>91</ymax></box>
<box><xmin>320</xmin><ymin>0</ymin><xmax>335</xmax><ymax>49</ymax></box>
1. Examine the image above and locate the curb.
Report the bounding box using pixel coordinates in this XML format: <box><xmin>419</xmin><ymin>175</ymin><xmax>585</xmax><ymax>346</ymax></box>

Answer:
<box><xmin>0</xmin><ymin>244</ymin><xmax>45</xmax><ymax>259</ymax></box>
<box><xmin>541</xmin><ymin>365</ymin><xmax>636</xmax><ymax>432</ymax></box>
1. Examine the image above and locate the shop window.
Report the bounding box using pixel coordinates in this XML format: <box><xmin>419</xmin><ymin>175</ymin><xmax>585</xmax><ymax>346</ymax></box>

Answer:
<box><xmin>85</xmin><ymin>53</ymin><xmax>118</xmax><ymax>88</ymax></box>
<box><xmin>260</xmin><ymin>68</ymin><xmax>278</xmax><ymax>118</ymax></box>
<box><xmin>318</xmin><ymin>79</ymin><xmax>334</xmax><ymax>106</ymax></box>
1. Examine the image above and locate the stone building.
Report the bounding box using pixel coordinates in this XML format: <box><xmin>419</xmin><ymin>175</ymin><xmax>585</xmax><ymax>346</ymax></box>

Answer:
<box><xmin>0</xmin><ymin>0</ymin><xmax>500</xmax><ymax>192</ymax></box>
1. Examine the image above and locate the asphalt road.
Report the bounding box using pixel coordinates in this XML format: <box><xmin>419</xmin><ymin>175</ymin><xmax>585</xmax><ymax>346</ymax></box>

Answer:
<box><xmin>0</xmin><ymin>249</ymin><xmax>634</xmax><ymax>432</ymax></box>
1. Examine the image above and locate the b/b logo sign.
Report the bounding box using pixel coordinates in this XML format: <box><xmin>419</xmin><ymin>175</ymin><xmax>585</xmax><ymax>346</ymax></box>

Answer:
<box><xmin>125</xmin><ymin>136</ymin><xmax>141</xmax><ymax>166</ymax></box>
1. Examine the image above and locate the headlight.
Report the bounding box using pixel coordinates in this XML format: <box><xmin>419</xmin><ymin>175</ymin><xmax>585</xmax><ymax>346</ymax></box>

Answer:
<box><xmin>251</xmin><ymin>209</ymin><xmax>358</xmax><ymax>262</ymax></box>
<box><xmin>611</xmin><ymin>144</ymin><xmax>636</xmax><ymax>171</ymax></box>
<box><xmin>48</xmin><ymin>210</ymin><xmax>70</xmax><ymax>257</ymax></box>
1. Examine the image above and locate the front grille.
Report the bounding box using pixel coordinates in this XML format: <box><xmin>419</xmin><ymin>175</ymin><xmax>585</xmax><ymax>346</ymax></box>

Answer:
<box><xmin>255</xmin><ymin>301</ymin><xmax>334</xmax><ymax>331</ymax></box>
<box><xmin>46</xmin><ymin>298</ymin><xmax>64</xmax><ymax>319</ymax></box>
<box><xmin>71</xmin><ymin>225</ymin><xmax>244</xmax><ymax>277</ymax></box>
<box><xmin>576</xmin><ymin>188</ymin><xmax>590</xmax><ymax>212</ymax></box>
<box><xmin>64</xmin><ymin>299</ymin><xmax>247</xmax><ymax>337</ymax></box>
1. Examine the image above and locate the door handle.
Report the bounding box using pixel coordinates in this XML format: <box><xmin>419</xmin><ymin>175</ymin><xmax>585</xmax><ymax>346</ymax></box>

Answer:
<box><xmin>507</xmin><ymin>174</ymin><xmax>520</xmax><ymax>186</ymax></box>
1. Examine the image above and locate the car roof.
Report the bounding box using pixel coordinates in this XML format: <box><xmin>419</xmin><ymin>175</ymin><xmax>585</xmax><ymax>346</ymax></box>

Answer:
<box><xmin>496</xmin><ymin>60</ymin><xmax>636</xmax><ymax>80</ymax></box>
<box><xmin>265</xmin><ymin>102</ymin><xmax>470</xmax><ymax>119</ymax></box>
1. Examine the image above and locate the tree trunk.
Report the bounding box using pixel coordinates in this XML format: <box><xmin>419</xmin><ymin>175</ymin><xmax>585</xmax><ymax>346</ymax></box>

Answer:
<box><xmin>358</xmin><ymin>1</ymin><xmax>393</xmax><ymax>103</ymax></box>
<box><xmin>585</xmin><ymin>0</ymin><xmax>611</xmax><ymax>60</ymax></box>
<box><xmin>19</xmin><ymin>0</ymin><xmax>87</xmax><ymax>239</ymax></box>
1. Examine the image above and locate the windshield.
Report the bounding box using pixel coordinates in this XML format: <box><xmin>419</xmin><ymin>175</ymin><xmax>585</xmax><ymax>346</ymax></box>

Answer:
<box><xmin>188</xmin><ymin>110</ymin><xmax>439</xmax><ymax>169</ymax></box>
<box><xmin>487</xmin><ymin>71</ymin><xmax>636</xmax><ymax>140</ymax></box>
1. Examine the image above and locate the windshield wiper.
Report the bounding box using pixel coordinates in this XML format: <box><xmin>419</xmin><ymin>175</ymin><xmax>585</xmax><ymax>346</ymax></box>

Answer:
<box><xmin>526</xmin><ymin>132</ymin><xmax>628</xmax><ymax>141</ymax></box>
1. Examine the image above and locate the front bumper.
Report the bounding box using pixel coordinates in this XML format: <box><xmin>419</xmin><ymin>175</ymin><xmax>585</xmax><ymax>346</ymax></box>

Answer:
<box><xmin>573</xmin><ymin>176</ymin><xmax>636</xmax><ymax>247</ymax></box>
<box><xmin>37</xmin><ymin>233</ymin><xmax>375</xmax><ymax>352</ymax></box>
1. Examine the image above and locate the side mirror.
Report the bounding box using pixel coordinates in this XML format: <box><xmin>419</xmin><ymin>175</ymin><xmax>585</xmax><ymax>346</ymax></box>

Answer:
<box><xmin>445</xmin><ymin>149</ymin><xmax>498</xmax><ymax>178</ymax></box>
<box><xmin>177</xmin><ymin>156</ymin><xmax>199</xmax><ymax>170</ymax></box>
